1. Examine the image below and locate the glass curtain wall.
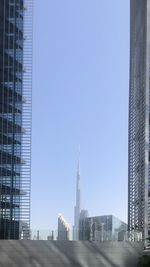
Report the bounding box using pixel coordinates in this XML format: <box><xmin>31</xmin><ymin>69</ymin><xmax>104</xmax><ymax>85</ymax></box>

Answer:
<box><xmin>128</xmin><ymin>0</ymin><xmax>150</xmax><ymax>240</ymax></box>
<box><xmin>0</xmin><ymin>0</ymin><xmax>32</xmax><ymax>240</ymax></box>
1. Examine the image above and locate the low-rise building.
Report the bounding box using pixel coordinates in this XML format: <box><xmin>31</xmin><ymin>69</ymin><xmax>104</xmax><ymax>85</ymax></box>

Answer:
<box><xmin>79</xmin><ymin>215</ymin><xmax>127</xmax><ymax>241</ymax></box>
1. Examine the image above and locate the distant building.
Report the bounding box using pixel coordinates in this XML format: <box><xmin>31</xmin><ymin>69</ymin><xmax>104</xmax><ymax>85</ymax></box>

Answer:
<box><xmin>73</xmin><ymin>149</ymin><xmax>81</xmax><ymax>240</ymax></box>
<box><xmin>79</xmin><ymin>210</ymin><xmax>88</xmax><ymax>240</ymax></box>
<box><xmin>57</xmin><ymin>214</ymin><xmax>71</xmax><ymax>240</ymax></box>
<box><xmin>80</xmin><ymin>210</ymin><xmax>88</xmax><ymax>220</ymax></box>
<box><xmin>79</xmin><ymin>215</ymin><xmax>127</xmax><ymax>241</ymax></box>
<box><xmin>47</xmin><ymin>231</ymin><xmax>54</xmax><ymax>241</ymax></box>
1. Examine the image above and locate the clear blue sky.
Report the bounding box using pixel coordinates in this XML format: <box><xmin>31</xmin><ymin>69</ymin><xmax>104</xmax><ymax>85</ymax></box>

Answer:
<box><xmin>31</xmin><ymin>0</ymin><xmax>130</xmax><ymax>230</ymax></box>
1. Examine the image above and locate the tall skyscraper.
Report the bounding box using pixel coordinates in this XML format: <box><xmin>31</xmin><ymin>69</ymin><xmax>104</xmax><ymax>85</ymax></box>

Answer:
<box><xmin>128</xmin><ymin>0</ymin><xmax>150</xmax><ymax>240</ymax></box>
<box><xmin>0</xmin><ymin>0</ymin><xmax>32</xmax><ymax>239</ymax></box>
<box><xmin>73</xmin><ymin>148</ymin><xmax>81</xmax><ymax>240</ymax></box>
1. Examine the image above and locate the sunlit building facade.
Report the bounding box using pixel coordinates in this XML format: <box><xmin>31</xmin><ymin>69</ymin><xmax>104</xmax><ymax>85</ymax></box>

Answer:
<box><xmin>128</xmin><ymin>0</ymin><xmax>150</xmax><ymax>239</ymax></box>
<box><xmin>58</xmin><ymin>214</ymin><xmax>71</xmax><ymax>240</ymax></box>
<box><xmin>0</xmin><ymin>0</ymin><xmax>32</xmax><ymax>239</ymax></box>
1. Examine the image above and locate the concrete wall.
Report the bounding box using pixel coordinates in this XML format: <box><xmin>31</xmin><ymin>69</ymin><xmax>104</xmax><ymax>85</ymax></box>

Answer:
<box><xmin>0</xmin><ymin>241</ymin><xmax>143</xmax><ymax>267</ymax></box>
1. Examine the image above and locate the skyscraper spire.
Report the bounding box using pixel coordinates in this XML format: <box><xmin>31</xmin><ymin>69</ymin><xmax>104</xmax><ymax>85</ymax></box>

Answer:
<box><xmin>73</xmin><ymin>146</ymin><xmax>81</xmax><ymax>240</ymax></box>
<box><xmin>77</xmin><ymin>144</ymin><xmax>80</xmax><ymax>174</ymax></box>
<box><xmin>77</xmin><ymin>144</ymin><xmax>80</xmax><ymax>189</ymax></box>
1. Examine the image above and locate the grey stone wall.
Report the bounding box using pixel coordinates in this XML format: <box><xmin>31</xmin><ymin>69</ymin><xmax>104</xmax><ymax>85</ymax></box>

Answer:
<box><xmin>0</xmin><ymin>241</ymin><xmax>143</xmax><ymax>267</ymax></box>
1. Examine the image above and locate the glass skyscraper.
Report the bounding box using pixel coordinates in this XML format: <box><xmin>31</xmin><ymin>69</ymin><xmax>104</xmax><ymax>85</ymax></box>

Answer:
<box><xmin>128</xmin><ymin>0</ymin><xmax>150</xmax><ymax>240</ymax></box>
<box><xmin>0</xmin><ymin>0</ymin><xmax>32</xmax><ymax>239</ymax></box>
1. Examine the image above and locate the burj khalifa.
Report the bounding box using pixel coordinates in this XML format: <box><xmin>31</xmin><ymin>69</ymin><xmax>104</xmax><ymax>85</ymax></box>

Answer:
<box><xmin>73</xmin><ymin>150</ymin><xmax>81</xmax><ymax>240</ymax></box>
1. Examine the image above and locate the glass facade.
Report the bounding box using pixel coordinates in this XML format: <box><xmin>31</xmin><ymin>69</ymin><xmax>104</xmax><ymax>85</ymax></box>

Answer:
<box><xmin>0</xmin><ymin>0</ymin><xmax>32</xmax><ymax>239</ymax></box>
<box><xmin>128</xmin><ymin>0</ymin><xmax>150</xmax><ymax>240</ymax></box>
<box><xmin>79</xmin><ymin>215</ymin><xmax>127</xmax><ymax>241</ymax></box>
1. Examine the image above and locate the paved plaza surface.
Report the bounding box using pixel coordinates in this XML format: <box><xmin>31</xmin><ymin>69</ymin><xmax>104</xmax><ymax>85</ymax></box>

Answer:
<box><xmin>0</xmin><ymin>241</ymin><xmax>143</xmax><ymax>267</ymax></box>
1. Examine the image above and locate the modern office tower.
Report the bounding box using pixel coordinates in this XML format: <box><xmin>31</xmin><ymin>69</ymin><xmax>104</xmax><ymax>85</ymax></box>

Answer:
<box><xmin>0</xmin><ymin>0</ymin><xmax>32</xmax><ymax>239</ymax></box>
<box><xmin>128</xmin><ymin>0</ymin><xmax>150</xmax><ymax>240</ymax></box>
<box><xmin>57</xmin><ymin>214</ymin><xmax>71</xmax><ymax>240</ymax></box>
<box><xmin>73</xmin><ymin>149</ymin><xmax>81</xmax><ymax>240</ymax></box>
<box><xmin>79</xmin><ymin>215</ymin><xmax>127</xmax><ymax>241</ymax></box>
